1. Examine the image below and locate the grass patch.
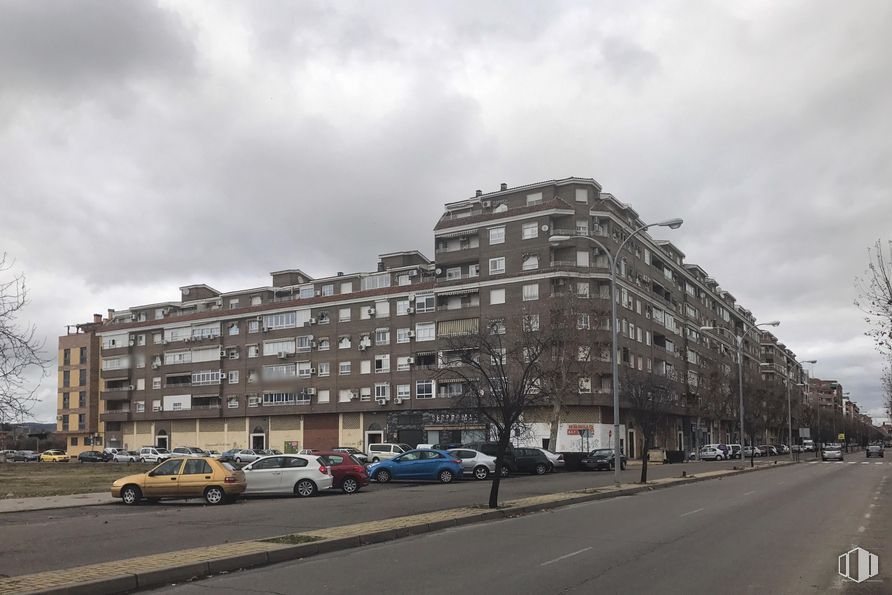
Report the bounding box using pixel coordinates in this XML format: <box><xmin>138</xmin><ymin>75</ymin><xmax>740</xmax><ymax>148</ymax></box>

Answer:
<box><xmin>262</xmin><ymin>534</ymin><xmax>324</xmax><ymax>545</ymax></box>
<box><xmin>0</xmin><ymin>462</ymin><xmax>154</xmax><ymax>499</ymax></box>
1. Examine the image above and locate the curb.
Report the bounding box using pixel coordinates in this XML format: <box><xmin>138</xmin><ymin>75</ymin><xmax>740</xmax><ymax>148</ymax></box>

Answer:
<box><xmin>0</xmin><ymin>461</ymin><xmax>795</xmax><ymax>594</ymax></box>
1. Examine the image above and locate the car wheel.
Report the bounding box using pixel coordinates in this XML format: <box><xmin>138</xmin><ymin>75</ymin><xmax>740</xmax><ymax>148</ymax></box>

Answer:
<box><xmin>121</xmin><ymin>485</ymin><xmax>141</xmax><ymax>505</ymax></box>
<box><xmin>204</xmin><ymin>486</ymin><xmax>225</xmax><ymax>505</ymax></box>
<box><xmin>139</xmin><ymin>457</ymin><xmax>146</xmax><ymax>463</ymax></box>
<box><xmin>376</xmin><ymin>469</ymin><xmax>391</xmax><ymax>483</ymax></box>
<box><xmin>473</xmin><ymin>466</ymin><xmax>489</xmax><ymax>480</ymax></box>
<box><xmin>372</xmin><ymin>457</ymin><xmax>380</xmax><ymax>463</ymax></box>
<box><xmin>547</xmin><ymin>463</ymin><xmax>554</xmax><ymax>473</ymax></box>
<box><xmin>295</xmin><ymin>479</ymin><xmax>317</xmax><ymax>498</ymax></box>
<box><xmin>717</xmin><ymin>455</ymin><xmax>724</xmax><ymax>461</ymax></box>
<box><xmin>500</xmin><ymin>465</ymin><xmax>510</xmax><ymax>478</ymax></box>
<box><xmin>235</xmin><ymin>457</ymin><xmax>242</xmax><ymax>463</ymax></box>
<box><xmin>534</xmin><ymin>463</ymin><xmax>548</xmax><ymax>475</ymax></box>
<box><xmin>438</xmin><ymin>469</ymin><xmax>454</xmax><ymax>484</ymax></box>
<box><xmin>342</xmin><ymin>477</ymin><xmax>359</xmax><ymax>494</ymax></box>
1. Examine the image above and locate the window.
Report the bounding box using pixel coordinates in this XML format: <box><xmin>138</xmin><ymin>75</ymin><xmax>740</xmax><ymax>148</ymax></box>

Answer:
<box><xmin>228</xmin><ymin>371</ymin><xmax>239</xmax><ymax>384</ymax></box>
<box><xmin>415</xmin><ymin>295</ymin><xmax>435</xmax><ymax>313</ymax></box>
<box><xmin>338</xmin><ymin>336</ymin><xmax>352</xmax><ymax>349</ymax></box>
<box><xmin>192</xmin><ymin>370</ymin><xmax>223</xmax><ymax>385</ymax></box>
<box><xmin>135</xmin><ymin>401</ymin><xmax>145</xmax><ymax>413</ymax></box>
<box><xmin>297</xmin><ymin>361</ymin><xmax>312</xmax><ymax>378</ymax></box>
<box><xmin>78</xmin><ymin>391</ymin><xmax>86</xmax><ymax>407</ymax></box>
<box><xmin>469</xmin><ymin>263</ymin><xmax>480</xmax><ymax>277</ymax></box>
<box><xmin>63</xmin><ymin>370</ymin><xmax>70</xmax><ymax>387</ymax></box>
<box><xmin>489</xmin><ymin>257</ymin><xmax>505</xmax><ymax>275</ymax></box>
<box><xmin>489</xmin><ymin>288</ymin><xmax>506</xmax><ymax>305</ymax></box>
<box><xmin>576</xmin><ymin>251</ymin><xmax>590</xmax><ymax>267</ymax></box>
<box><xmin>397</xmin><ymin>384</ymin><xmax>410</xmax><ymax>399</ymax></box>
<box><xmin>522</xmin><ymin>283</ymin><xmax>539</xmax><ymax>301</ymax></box>
<box><xmin>577</xmin><ymin>282</ymin><xmax>590</xmax><ymax>298</ymax></box>
<box><xmin>360</xmin><ymin>387</ymin><xmax>371</xmax><ymax>401</ymax></box>
<box><xmin>340</xmin><ymin>281</ymin><xmax>353</xmax><ymax>294</ymax></box>
<box><xmin>416</xmin><ymin>380</ymin><xmax>434</xmax><ymax>399</ymax></box>
<box><xmin>579</xmin><ymin>377</ymin><xmax>592</xmax><ymax>393</ymax></box>
<box><xmin>396</xmin><ymin>300</ymin><xmax>410</xmax><ymax>316</ymax></box>
<box><xmin>489</xmin><ymin>226</ymin><xmax>505</xmax><ymax>245</ymax></box>
<box><xmin>62</xmin><ymin>394</ymin><xmax>70</xmax><ymax>409</ymax></box>
<box><xmin>375</xmin><ymin>329</ymin><xmax>390</xmax><ymax>345</ymax></box>
<box><xmin>300</xmin><ymin>285</ymin><xmax>314</xmax><ymax>299</ymax></box>
<box><xmin>228</xmin><ymin>323</ymin><xmax>239</xmax><ymax>336</ymax></box>
<box><xmin>227</xmin><ymin>396</ymin><xmax>239</xmax><ymax>408</ymax></box>
<box><xmin>396</xmin><ymin>328</ymin><xmax>411</xmax><ymax>344</ymax></box>
<box><xmin>153</xmin><ymin>332</ymin><xmax>162</xmax><ymax>345</ymax></box>
<box><xmin>360</xmin><ymin>360</ymin><xmax>371</xmax><ymax>374</ymax></box>
<box><xmin>375</xmin><ymin>354</ymin><xmax>390</xmax><ymax>373</ymax></box>
<box><xmin>415</xmin><ymin>322</ymin><xmax>435</xmax><ymax>342</ymax></box>
<box><xmin>361</xmin><ymin>273</ymin><xmax>391</xmax><ymax>291</ymax></box>
<box><xmin>136</xmin><ymin>379</ymin><xmax>145</xmax><ymax>391</ymax></box>
<box><xmin>136</xmin><ymin>334</ymin><xmax>146</xmax><ymax>346</ymax></box>
<box><xmin>375</xmin><ymin>300</ymin><xmax>390</xmax><ymax>318</ymax></box>
<box><xmin>575</xmin><ymin>188</ymin><xmax>588</xmax><ymax>203</ymax></box>
<box><xmin>248</xmin><ymin>394</ymin><xmax>261</xmax><ymax>407</ymax></box>
<box><xmin>251</xmin><ymin>296</ymin><xmax>263</xmax><ymax>306</ymax></box>
<box><xmin>248</xmin><ymin>320</ymin><xmax>260</xmax><ymax>333</ymax></box>
<box><xmin>446</xmin><ymin>267</ymin><xmax>461</xmax><ymax>280</ymax></box>
<box><xmin>318</xmin><ymin>362</ymin><xmax>330</xmax><ymax>377</ymax></box>
<box><xmin>228</xmin><ymin>298</ymin><xmax>240</xmax><ymax>309</ymax></box>
<box><xmin>339</xmin><ymin>389</ymin><xmax>354</xmax><ymax>402</ymax></box>
<box><xmin>152</xmin><ymin>377</ymin><xmax>161</xmax><ymax>389</ymax></box>
<box><xmin>526</xmin><ymin>191</ymin><xmax>543</xmax><ymax>204</ymax></box>
<box><xmin>339</xmin><ymin>361</ymin><xmax>352</xmax><ymax>376</ymax></box>
<box><xmin>318</xmin><ymin>389</ymin><xmax>330</xmax><ymax>403</ymax></box>
<box><xmin>397</xmin><ymin>274</ymin><xmax>411</xmax><ymax>286</ymax></box>
<box><xmin>339</xmin><ymin>307</ymin><xmax>351</xmax><ymax>322</ymax></box>
<box><xmin>296</xmin><ymin>335</ymin><xmax>312</xmax><ymax>352</ymax></box>
<box><xmin>577</xmin><ymin>313</ymin><xmax>590</xmax><ymax>330</ymax></box>
<box><xmin>397</xmin><ymin>356</ymin><xmax>411</xmax><ymax>371</ymax></box>
<box><xmin>247</xmin><ymin>345</ymin><xmax>259</xmax><ymax>358</ymax></box>
<box><xmin>318</xmin><ymin>311</ymin><xmax>330</xmax><ymax>324</ymax></box>
<box><xmin>317</xmin><ymin>337</ymin><xmax>330</xmax><ymax>351</ymax></box>
<box><xmin>522</xmin><ymin>222</ymin><xmax>538</xmax><ymax>239</ymax></box>
<box><xmin>263</xmin><ymin>339</ymin><xmax>296</xmax><ymax>356</ymax></box>
<box><xmin>322</xmin><ymin>284</ymin><xmax>334</xmax><ymax>296</ymax></box>
<box><xmin>490</xmin><ymin>319</ymin><xmax>506</xmax><ymax>334</ymax></box>
<box><xmin>374</xmin><ymin>383</ymin><xmax>389</xmax><ymax>399</ymax></box>
<box><xmin>78</xmin><ymin>370</ymin><xmax>87</xmax><ymax>386</ymax></box>
<box><xmin>522</xmin><ymin>254</ymin><xmax>539</xmax><ymax>271</ymax></box>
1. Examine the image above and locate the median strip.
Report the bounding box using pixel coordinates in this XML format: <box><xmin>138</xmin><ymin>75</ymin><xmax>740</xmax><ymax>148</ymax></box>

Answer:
<box><xmin>0</xmin><ymin>461</ymin><xmax>795</xmax><ymax>595</ymax></box>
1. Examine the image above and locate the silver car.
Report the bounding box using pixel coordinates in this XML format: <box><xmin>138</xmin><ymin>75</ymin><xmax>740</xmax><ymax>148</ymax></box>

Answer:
<box><xmin>448</xmin><ymin>448</ymin><xmax>497</xmax><ymax>480</ymax></box>
<box><xmin>113</xmin><ymin>450</ymin><xmax>140</xmax><ymax>463</ymax></box>
<box><xmin>535</xmin><ymin>448</ymin><xmax>564</xmax><ymax>471</ymax></box>
<box><xmin>822</xmin><ymin>444</ymin><xmax>844</xmax><ymax>461</ymax></box>
<box><xmin>232</xmin><ymin>448</ymin><xmax>264</xmax><ymax>464</ymax></box>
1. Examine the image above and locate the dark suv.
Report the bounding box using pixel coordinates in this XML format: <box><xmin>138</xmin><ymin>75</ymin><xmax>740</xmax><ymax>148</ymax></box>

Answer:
<box><xmin>463</xmin><ymin>443</ymin><xmax>551</xmax><ymax>476</ymax></box>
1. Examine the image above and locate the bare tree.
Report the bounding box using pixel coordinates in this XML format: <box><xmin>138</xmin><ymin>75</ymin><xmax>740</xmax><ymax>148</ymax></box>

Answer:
<box><xmin>883</xmin><ymin>362</ymin><xmax>892</xmax><ymax>421</ymax></box>
<box><xmin>621</xmin><ymin>369</ymin><xmax>675</xmax><ymax>483</ymax></box>
<box><xmin>436</xmin><ymin>316</ymin><xmax>551</xmax><ymax>508</ymax></box>
<box><xmin>539</xmin><ymin>292</ymin><xmax>609</xmax><ymax>450</ymax></box>
<box><xmin>856</xmin><ymin>240</ymin><xmax>892</xmax><ymax>354</ymax></box>
<box><xmin>1</xmin><ymin>254</ymin><xmax>46</xmax><ymax>422</ymax></box>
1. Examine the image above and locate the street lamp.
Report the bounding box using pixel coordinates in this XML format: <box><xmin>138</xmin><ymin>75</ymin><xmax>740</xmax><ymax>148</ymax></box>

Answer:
<box><xmin>701</xmin><ymin>320</ymin><xmax>780</xmax><ymax>468</ymax></box>
<box><xmin>550</xmin><ymin>217</ymin><xmax>683</xmax><ymax>486</ymax></box>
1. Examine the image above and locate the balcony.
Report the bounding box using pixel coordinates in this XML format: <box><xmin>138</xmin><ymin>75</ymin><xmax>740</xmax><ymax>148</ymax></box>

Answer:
<box><xmin>549</xmin><ymin>227</ymin><xmax>609</xmax><ymax>239</ymax></box>
<box><xmin>101</xmin><ymin>410</ymin><xmax>131</xmax><ymax>422</ymax></box>
<box><xmin>437</xmin><ymin>273</ymin><xmax>481</xmax><ymax>285</ymax></box>
<box><xmin>101</xmin><ymin>389</ymin><xmax>132</xmax><ymax>401</ymax></box>
<box><xmin>100</xmin><ymin>368</ymin><xmax>130</xmax><ymax>380</ymax></box>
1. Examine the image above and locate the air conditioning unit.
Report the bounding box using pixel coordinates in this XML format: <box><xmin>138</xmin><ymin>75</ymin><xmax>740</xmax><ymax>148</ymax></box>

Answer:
<box><xmin>309</xmin><ymin>367</ymin><xmax>317</xmax><ymax>375</ymax></box>
<box><xmin>310</xmin><ymin>340</ymin><xmax>318</xmax><ymax>349</ymax></box>
<box><xmin>255</xmin><ymin>315</ymin><xmax>263</xmax><ymax>321</ymax></box>
<box><xmin>408</xmin><ymin>293</ymin><xmax>416</xmax><ymax>302</ymax></box>
<box><xmin>482</xmin><ymin>200</ymin><xmax>492</xmax><ymax>208</ymax></box>
<box><xmin>262</xmin><ymin>327</ymin><xmax>270</xmax><ymax>333</ymax></box>
<box><xmin>406</xmin><ymin>356</ymin><xmax>415</xmax><ymax>365</ymax></box>
<box><xmin>408</xmin><ymin>270</ymin><xmax>418</xmax><ymax>277</ymax></box>
<box><xmin>407</xmin><ymin>307</ymin><xmax>415</xmax><ymax>314</ymax></box>
<box><xmin>151</xmin><ymin>362</ymin><xmax>161</xmax><ymax>369</ymax></box>
<box><xmin>219</xmin><ymin>349</ymin><xmax>227</xmax><ymax>358</ymax></box>
<box><xmin>350</xmin><ymin>390</ymin><xmax>359</xmax><ymax>400</ymax></box>
<box><xmin>315</xmin><ymin>290</ymin><xmax>322</xmax><ymax>296</ymax></box>
<box><xmin>128</xmin><ymin>385</ymin><xmax>135</xmax><ymax>390</ymax></box>
<box><xmin>394</xmin><ymin>398</ymin><xmax>405</xmax><ymax>404</ymax></box>
<box><xmin>375</xmin><ymin>397</ymin><xmax>388</xmax><ymax>405</ymax></box>
<box><xmin>367</xmin><ymin>308</ymin><xmax>376</xmax><ymax>316</ymax></box>
<box><xmin>407</xmin><ymin>330</ymin><xmax>416</xmax><ymax>338</ymax></box>
<box><xmin>309</xmin><ymin>317</ymin><xmax>317</xmax><ymax>325</ymax></box>
<box><xmin>306</xmin><ymin>387</ymin><xmax>316</xmax><ymax>395</ymax></box>
<box><xmin>358</xmin><ymin>345</ymin><xmax>367</xmax><ymax>352</ymax></box>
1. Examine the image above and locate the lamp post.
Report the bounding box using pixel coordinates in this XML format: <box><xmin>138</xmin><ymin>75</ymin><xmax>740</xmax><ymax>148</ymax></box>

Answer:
<box><xmin>550</xmin><ymin>217</ymin><xmax>683</xmax><ymax>486</ymax></box>
<box><xmin>800</xmin><ymin>360</ymin><xmax>817</xmax><ymax>455</ymax></box>
<box><xmin>701</xmin><ymin>320</ymin><xmax>780</xmax><ymax>468</ymax></box>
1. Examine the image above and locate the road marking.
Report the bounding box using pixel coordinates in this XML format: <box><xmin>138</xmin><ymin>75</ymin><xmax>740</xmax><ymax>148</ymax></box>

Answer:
<box><xmin>808</xmin><ymin>461</ymin><xmax>818</xmax><ymax>465</ymax></box>
<box><xmin>865</xmin><ymin>513</ymin><xmax>871</xmax><ymax>519</ymax></box>
<box><xmin>680</xmin><ymin>508</ymin><xmax>705</xmax><ymax>517</ymax></box>
<box><xmin>848</xmin><ymin>462</ymin><xmax>857</xmax><ymax>464</ymax></box>
<box><xmin>541</xmin><ymin>547</ymin><xmax>592</xmax><ymax>567</ymax></box>
<box><xmin>862</xmin><ymin>462</ymin><xmax>871</xmax><ymax>465</ymax></box>
<box><xmin>858</xmin><ymin>526</ymin><xmax>866</xmax><ymax>533</ymax></box>
<box><xmin>871</xmin><ymin>503</ymin><xmax>877</xmax><ymax>508</ymax></box>
<box><xmin>743</xmin><ymin>490</ymin><xmax>756</xmax><ymax>496</ymax></box>
<box><xmin>876</xmin><ymin>462</ymin><xmax>884</xmax><ymax>465</ymax></box>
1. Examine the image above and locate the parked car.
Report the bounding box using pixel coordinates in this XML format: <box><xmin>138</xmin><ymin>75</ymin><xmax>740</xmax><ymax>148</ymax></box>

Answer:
<box><xmin>462</xmin><ymin>442</ymin><xmax>516</xmax><ymax>476</ymax></box>
<box><xmin>219</xmin><ymin>449</ymin><xmax>242</xmax><ymax>462</ymax></box>
<box><xmin>368</xmin><ymin>449</ymin><xmax>462</xmax><ymax>484</ymax></box>
<box><xmin>231</xmin><ymin>449</ymin><xmax>265</xmax><ymax>464</ymax></box>
<box><xmin>448</xmin><ymin>448</ymin><xmax>498</xmax><ymax>480</ymax></box>
<box><xmin>866</xmin><ymin>444</ymin><xmax>884</xmax><ymax>458</ymax></box>
<box><xmin>206</xmin><ymin>450</ymin><xmax>222</xmax><ymax>459</ymax></box>
<box><xmin>40</xmin><ymin>450</ymin><xmax>69</xmax><ymax>462</ymax></box>
<box><xmin>103</xmin><ymin>447</ymin><xmax>127</xmax><ymax>459</ymax></box>
<box><xmin>242</xmin><ymin>455</ymin><xmax>333</xmax><ymax>497</ymax></box>
<box><xmin>535</xmin><ymin>448</ymin><xmax>565</xmax><ymax>471</ymax></box>
<box><xmin>822</xmin><ymin>443</ymin><xmax>844</xmax><ymax>461</ymax></box>
<box><xmin>580</xmin><ymin>448</ymin><xmax>627</xmax><ymax>471</ymax></box>
<box><xmin>728</xmin><ymin>444</ymin><xmax>743</xmax><ymax>459</ymax></box>
<box><xmin>13</xmin><ymin>450</ymin><xmax>39</xmax><ymax>462</ymax></box>
<box><xmin>332</xmin><ymin>447</ymin><xmax>368</xmax><ymax>465</ymax></box>
<box><xmin>802</xmin><ymin>440</ymin><xmax>816</xmax><ymax>452</ymax></box>
<box><xmin>314</xmin><ymin>451</ymin><xmax>370</xmax><ymax>493</ymax></box>
<box><xmin>113</xmin><ymin>450</ymin><xmax>140</xmax><ymax>463</ymax></box>
<box><xmin>138</xmin><ymin>447</ymin><xmax>171</xmax><ymax>463</ymax></box>
<box><xmin>759</xmin><ymin>445</ymin><xmax>779</xmax><ymax>457</ymax></box>
<box><xmin>366</xmin><ymin>443</ymin><xmax>412</xmax><ymax>463</ymax></box>
<box><xmin>171</xmin><ymin>447</ymin><xmax>209</xmax><ymax>458</ymax></box>
<box><xmin>774</xmin><ymin>444</ymin><xmax>790</xmax><ymax>455</ymax></box>
<box><xmin>111</xmin><ymin>457</ymin><xmax>246</xmax><ymax>505</ymax></box>
<box><xmin>791</xmin><ymin>445</ymin><xmax>803</xmax><ymax>453</ymax></box>
<box><xmin>78</xmin><ymin>450</ymin><xmax>107</xmax><ymax>463</ymax></box>
<box><xmin>699</xmin><ymin>446</ymin><xmax>725</xmax><ymax>461</ymax></box>
<box><xmin>743</xmin><ymin>446</ymin><xmax>764</xmax><ymax>458</ymax></box>
<box><xmin>513</xmin><ymin>448</ymin><xmax>552</xmax><ymax>475</ymax></box>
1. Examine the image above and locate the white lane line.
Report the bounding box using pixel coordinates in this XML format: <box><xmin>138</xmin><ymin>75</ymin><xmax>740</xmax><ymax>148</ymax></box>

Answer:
<box><xmin>865</xmin><ymin>513</ymin><xmax>872</xmax><ymax>519</ymax></box>
<box><xmin>858</xmin><ymin>526</ymin><xmax>866</xmax><ymax>533</ymax></box>
<box><xmin>541</xmin><ymin>547</ymin><xmax>592</xmax><ymax>567</ymax></box>
<box><xmin>862</xmin><ymin>462</ymin><xmax>870</xmax><ymax>465</ymax></box>
<box><xmin>808</xmin><ymin>461</ymin><xmax>818</xmax><ymax>465</ymax></box>
<box><xmin>871</xmin><ymin>503</ymin><xmax>877</xmax><ymax>508</ymax></box>
<box><xmin>876</xmin><ymin>462</ymin><xmax>884</xmax><ymax>465</ymax></box>
<box><xmin>743</xmin><ymin>490</ymin><xmax>756</xmax><ymax>496</ymax></box>
<box><xmin>681</xmin><ymin>508</ymin><xmax>705</xmax><ymax>517</ymax></box>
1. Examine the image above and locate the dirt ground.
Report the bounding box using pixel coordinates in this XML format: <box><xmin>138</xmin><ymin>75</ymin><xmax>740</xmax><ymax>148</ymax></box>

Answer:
<box><xmin>0</xmin><ymin>461</ymin><xmax>154</xmax><ymax>498</ymax></box>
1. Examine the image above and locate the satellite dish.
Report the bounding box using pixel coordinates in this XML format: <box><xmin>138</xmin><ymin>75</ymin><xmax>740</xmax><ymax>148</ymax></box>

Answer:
<box><xmin>541</xmin><ymin>224</ymin><xmax>549</xmax><ymax>232</ymax></box>
<box><xmin>435</xmin><ymin>268</ymin><xmax>442</xmax><ymax>275</ymax></box>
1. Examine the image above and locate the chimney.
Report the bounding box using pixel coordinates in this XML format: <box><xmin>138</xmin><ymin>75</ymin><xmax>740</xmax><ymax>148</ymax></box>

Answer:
<box><xmin>93</xmin><ymin>313</ymin><xmax>103</xmax><ymax>324</ymax></box>
<box><xmin>107</xmin><ymin>309</ymin><xmax>115</xmax><ymax>320</ymax></box>
<box><xmin>475</xmin><ymin>189</ymin><xmax>483</xmax><ymax>197</ymax></box>
<box><xmin>337</xmin><ymin>272</ymin><xmax>344</xmax><ymax>277</ymax></box>
<box><xmin>500</xmin><ymin>182</ymin><xmax>508</xmax><ymax>191</ymax></box>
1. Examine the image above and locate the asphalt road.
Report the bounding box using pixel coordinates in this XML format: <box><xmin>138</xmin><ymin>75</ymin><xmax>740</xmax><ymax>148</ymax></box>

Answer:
<box><xmin>154</xmin><ymin>459</ymin><xmax>892</xmax><ymax>595</ymax></box>
<box><xmin>0</xmin><ymin>458</ymin><xmax>778</xmax><ymax>577</ymax></box>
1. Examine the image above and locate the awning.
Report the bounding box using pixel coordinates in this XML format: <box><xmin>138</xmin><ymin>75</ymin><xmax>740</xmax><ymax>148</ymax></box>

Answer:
<box><xmin>438</xmin><ymin>318</ymin><xmax>479</xmax><ymax>336</ymax></box>
<box><xmin>435</xmin><ymin>229</ymin><xmax>479</xmax><ymax>239</ymax></box>
<box><xmin>436</xmin><ymin>288</ymin><xmax>479</xmax><ymax>297</ymax></box>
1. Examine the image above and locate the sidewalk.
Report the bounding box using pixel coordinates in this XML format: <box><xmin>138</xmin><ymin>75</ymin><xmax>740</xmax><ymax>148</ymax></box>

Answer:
<box><xmin>0</xmin><ymin>492</ymin><xmax>116</xmax><ymax>514</ymax></box>
<box><xmin>0</xmin><ymin>461</ymin><xmax>794</xmax><ymax>594</ymax></box>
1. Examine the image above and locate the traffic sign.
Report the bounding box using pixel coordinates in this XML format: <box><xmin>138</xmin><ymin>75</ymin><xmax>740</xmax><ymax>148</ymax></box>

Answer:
<box><xmin>838</xmin><ymin>433</ymin><xmax>846</xmax><ymax>441</ymax></box>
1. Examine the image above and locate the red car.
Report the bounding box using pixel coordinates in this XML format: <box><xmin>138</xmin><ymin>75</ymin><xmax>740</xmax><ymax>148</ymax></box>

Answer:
<box><xmin>316</xmin><ymin>451</ymin><xmax>370</xmax><ymax>494</ymax></box>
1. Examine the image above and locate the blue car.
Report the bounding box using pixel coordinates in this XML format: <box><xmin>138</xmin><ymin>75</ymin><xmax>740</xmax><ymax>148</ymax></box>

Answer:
<box><xmin>367</xmin><ymin>449</ymin><xmax>463</xmax><ymax>484</ymax></box>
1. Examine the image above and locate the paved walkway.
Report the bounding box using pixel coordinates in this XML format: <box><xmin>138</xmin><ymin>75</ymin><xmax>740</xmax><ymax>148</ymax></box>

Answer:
<box><xmin>0</xmin><ymin>492</ymin><xmax>115</xmax><ymax>514</ymax></box>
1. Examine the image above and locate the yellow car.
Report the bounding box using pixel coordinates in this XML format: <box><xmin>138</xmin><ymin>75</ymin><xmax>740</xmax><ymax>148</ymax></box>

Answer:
<box><xmin>39</xmin><ymin>450</ymin><xmax>70</xmax><ymax>462</ymax></box>
<box><xmin>111</xmin><ymin>457</ymin><xmax>246</xmax><ymax>505</ymax></box>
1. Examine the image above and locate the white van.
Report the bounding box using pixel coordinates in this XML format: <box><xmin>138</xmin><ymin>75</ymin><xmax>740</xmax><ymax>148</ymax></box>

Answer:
<box><xmin>366</xmin><ymin>443</ymin><xmax>412</xmax><ymax>462</ymax></box>
<box><xmin>138</xmin><ymin>446</ymin><xmax>172</xmax><ymax>463</ymax></box>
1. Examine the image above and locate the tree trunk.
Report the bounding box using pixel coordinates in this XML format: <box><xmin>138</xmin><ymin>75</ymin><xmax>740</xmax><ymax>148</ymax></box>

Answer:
<box><xmin>489</xmin><ymin>432</ymin><xmax>512</xmax><ymax>509</ymax></box>
<box><xmin>639</xmin><ymin>434</ymin><xmax>648</xmax><ymax>484</ymax></box>
<box><xmin>548</xmin><ymin>399</ymin><xmax>562</xmax><ymax>452</ymax></box>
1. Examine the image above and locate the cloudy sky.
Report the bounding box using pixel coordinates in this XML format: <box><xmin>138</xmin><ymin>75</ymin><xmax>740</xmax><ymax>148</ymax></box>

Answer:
<box><xmin>2</xmin><ymin>1</ymin><xmax>890</xmax><ymax>424</ymax></box>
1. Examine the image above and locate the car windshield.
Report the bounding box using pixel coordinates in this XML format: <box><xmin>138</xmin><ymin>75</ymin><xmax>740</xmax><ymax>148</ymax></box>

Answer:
<box><xmin>590</xmin><ymin>450</ymin><xmax>613</xmax><ymax>456</ymax></box>
<box><xmin>156</xmin><ymin>448</ymin><xmax>169</xmax><ymax>454</ymax></box>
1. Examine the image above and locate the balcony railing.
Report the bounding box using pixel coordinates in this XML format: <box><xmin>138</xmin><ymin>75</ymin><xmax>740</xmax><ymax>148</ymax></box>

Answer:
<box><xmin>550</xmin><ymin>227</ymin><xmax>609</xmax><ymax>238</ymax></box>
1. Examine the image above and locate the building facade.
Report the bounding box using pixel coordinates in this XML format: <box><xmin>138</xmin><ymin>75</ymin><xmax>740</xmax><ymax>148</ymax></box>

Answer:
<box><xmin>61</xmin><ymin>178</ymin><xmax>817</xmax><ymax>456</ymax></box>
<box><xmin>56</xmin><ymin>318</ymin><xmax>102</xmax><ymax>455</ymax></box>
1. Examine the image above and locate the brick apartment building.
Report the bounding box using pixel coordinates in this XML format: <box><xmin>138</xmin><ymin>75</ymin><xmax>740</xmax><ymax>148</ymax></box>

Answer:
<box><xmin>60</xmin><ymin>177</ymin><xmax>813</xmax><ymax>456</ymax></box>
<box><xmin>56</xmin><ymin>319</ymin><xmax>101</xmax><ymax>455</ymax></box>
